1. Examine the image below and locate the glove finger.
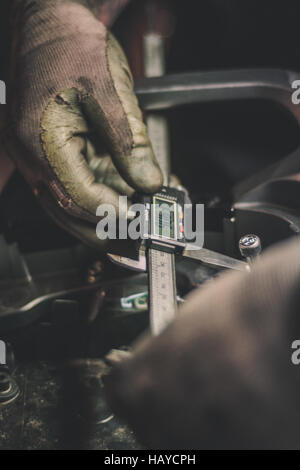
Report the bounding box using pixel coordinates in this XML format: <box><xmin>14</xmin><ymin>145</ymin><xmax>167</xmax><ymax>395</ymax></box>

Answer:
<box><xmin>85</xmin><ymin>139</ymin><xmax>134</xmax><ymax>197</ymax></box>
<box><xmin>169</xmin><ymin>174</ymin><xmax>182</xmax><ymax>189</ymax></box>
<box><xmin>42</xmin><ymin>88</ymin><xmax>129</xmax><ymax>220</ymax></box>
<box><xmin>81</xmin><ymin>33</ymin><xmax>163</xmax><ymax>194</ymax></box>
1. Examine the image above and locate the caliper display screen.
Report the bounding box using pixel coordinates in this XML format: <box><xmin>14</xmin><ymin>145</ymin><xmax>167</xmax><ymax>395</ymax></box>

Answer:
<box><xmin>153</xmin><ymin>196</ymin><xmax>177</xmax><ymax>240</ymax></box>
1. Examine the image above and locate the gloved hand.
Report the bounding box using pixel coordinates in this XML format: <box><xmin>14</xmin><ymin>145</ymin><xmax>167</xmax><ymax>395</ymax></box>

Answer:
<box><xmin>104</xmin><ymin>237</ymin><xmax>300</xmax><ymax>449</ymax></box>
<box><xmin>4</xmin><ymin>0</ymin><xmax>162</xmax><ymax>249</ymax></box>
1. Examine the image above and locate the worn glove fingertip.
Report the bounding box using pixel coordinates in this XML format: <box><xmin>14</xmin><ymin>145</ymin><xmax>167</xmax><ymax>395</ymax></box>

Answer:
<box><xmin>121</xmin><ymin>146</ymin><xmax>164</xmax><ymax>194</ymax></box>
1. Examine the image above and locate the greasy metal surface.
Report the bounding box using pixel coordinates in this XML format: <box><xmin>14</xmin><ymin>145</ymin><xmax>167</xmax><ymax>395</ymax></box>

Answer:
<box><xmin>135</xmin><ymin>69</ymin><xmax>300</xmax><ymax>126</ymax></box>
<box><xmin>0</xmin><ymin>362</ymin><xmax>140</xmax><ymax>450</ymax></box>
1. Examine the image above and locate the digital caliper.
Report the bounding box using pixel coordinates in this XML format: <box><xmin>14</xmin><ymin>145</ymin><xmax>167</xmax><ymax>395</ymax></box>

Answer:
<box><xmin>140</xmin><ymin>186</ymin><xmax>186</xmax><ymax>335</ymax></box>
<box><xmin>108</xmin><ymin>25</ymin><xmax>247</xmax><ymax>336</ymax></box>
<box><xmin>108</xmin><ymin>184</ymin><xmax>247</xmax><ymax>336</ymax></box>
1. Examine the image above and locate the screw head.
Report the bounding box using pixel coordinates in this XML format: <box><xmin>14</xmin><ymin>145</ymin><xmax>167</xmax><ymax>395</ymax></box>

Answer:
<box><xmin>239</xmin><ymin>234</ymin><xmax>261</xmax><ymax>258</ymax></box>
<box><xmin>240</xmin><ymin>235</ymin><xmax>258</xmax><ymax>247</ymax></box>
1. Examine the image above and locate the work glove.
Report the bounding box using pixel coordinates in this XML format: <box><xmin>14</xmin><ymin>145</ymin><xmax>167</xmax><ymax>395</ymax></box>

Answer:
<box><xmin>4</xmin><ymin>0</ymin><xmax>162</xmax><ymax>249</ymax></box>
<box><xmin>104</xmin><ymin>237</ymin><xmax>300</xmax><ymax>449</ymax></box>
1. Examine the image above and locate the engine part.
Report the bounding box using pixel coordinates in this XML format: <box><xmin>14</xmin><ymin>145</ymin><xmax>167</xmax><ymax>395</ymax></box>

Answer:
<box><xmin>0</xmin><ymin>371</ymin><xmax>19</xmax><ymax>406</ymax></box>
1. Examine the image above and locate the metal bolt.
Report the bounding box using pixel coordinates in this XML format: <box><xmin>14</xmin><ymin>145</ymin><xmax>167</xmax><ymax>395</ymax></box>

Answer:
<box><xmin>239</xmin><ymin>234</ymin><xmax>262</xmax><ymax>262</ymax></box>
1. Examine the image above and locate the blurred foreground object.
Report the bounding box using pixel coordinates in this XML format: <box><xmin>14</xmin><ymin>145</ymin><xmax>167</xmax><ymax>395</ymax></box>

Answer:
<box><xmin>104</xmin><ymin>237</ymin><xmax>300</xmax><ymax>449</ymax></box>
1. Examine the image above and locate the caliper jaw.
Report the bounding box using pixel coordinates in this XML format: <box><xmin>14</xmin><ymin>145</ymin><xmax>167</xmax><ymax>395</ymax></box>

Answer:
<box><xmin>108</xmin><ymin>245</ymin><xmax>247</xmax><ymax>273</ymax></box>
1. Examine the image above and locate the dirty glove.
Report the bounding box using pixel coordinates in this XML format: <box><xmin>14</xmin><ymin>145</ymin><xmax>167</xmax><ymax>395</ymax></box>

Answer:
<box><xmin>104</xmin><ymin>237</ymin><xmax>300</xmax><ymax>449</ymax></box>
<box><xmin>4</xmin><ymin>0</ymin><xmax>162</xmax><ymax>248</ymax></box>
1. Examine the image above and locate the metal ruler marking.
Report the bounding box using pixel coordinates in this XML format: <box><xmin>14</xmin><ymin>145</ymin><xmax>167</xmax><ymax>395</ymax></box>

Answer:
<box><xmin>148</xmin><ymin>248</ymin><xmax>177</xmax><ymax>336</ymax></box>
